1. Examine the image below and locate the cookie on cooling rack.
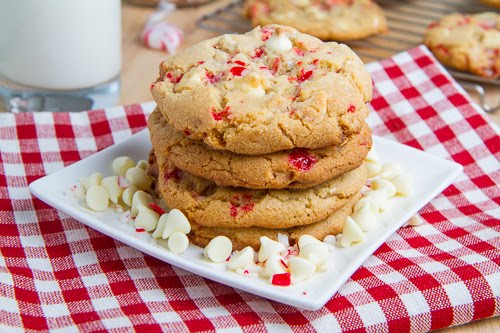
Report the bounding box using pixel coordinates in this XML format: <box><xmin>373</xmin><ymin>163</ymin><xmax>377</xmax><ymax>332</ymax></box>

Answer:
<box><xmin>424</xmin><ymin>12</ymin><xmax>500</xmax><ymax>79</ymax></box>
<box><xmin>150</xmin><ymin>24</ymin><xmax>372</xmax><ymax>155</ymax></box>
<box><xmin>243</xmin><ymin>0</ymin><xmax>387</xmax><ymax>41</ymax></box>
<box><xmin>480</xmin><ymin>0</ymin><xmax>500</xmax><ymax>8</ymax></box>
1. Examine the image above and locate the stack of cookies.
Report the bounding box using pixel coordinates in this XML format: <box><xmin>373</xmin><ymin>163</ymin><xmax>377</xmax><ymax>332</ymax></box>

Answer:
<box><xmin>148</xmin><ymin>25</ymin><xmax>373</xmax><ymax>250</ymax></box>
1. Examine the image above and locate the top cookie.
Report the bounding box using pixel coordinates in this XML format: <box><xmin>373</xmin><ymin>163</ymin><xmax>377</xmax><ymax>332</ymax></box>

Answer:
<box><xmin>244</xmin><ymin>0</ymin><xmax>387</xmax><ymax>41</ymax></box>
<box><xmin>424</xmin><ymin>12</ymin><xmax>500</xmax><ymax>79</ymax></box>
<box><xmin>151</xmin><ymin>24</ymin><xmax>372</xmax><ymax>155</ymax></box>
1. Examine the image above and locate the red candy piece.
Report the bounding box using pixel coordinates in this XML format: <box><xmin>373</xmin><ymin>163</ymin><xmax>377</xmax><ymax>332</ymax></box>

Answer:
<box><xmin>297</xmin><ymin>68</ymin><xmax>313</xmax><ymax>82</ymax></box>
<box><xmin>288</xmin><ymin>149</ymin><xmax>317</xmax><ymax>171</ymax></box>
<box><xmin>149</xmin><ymin>203</ymin><xmax>165</xmax><ymax>215</ymax></box>
<box><xmin>271</xmin><ymin>273</ymin><xmax>291</xmax><ymax>286</ymax></box>
<box><xmin>230</xmin><ymin>66</ymin><xmax>246</xmax><ymax>76</ymax></box>
<box><xmin>261</xmin><ymin>28</ymin><xmax>273</xmax><ymax>41</ymax></box>
<box><xmin>428</xmin><ymin>21</ymin><xmax>439</xmax><ymax>29</ymax></box>
<box><xmin>347</xmin><ymin>104</ymin><xmax>356</xmax><ymax>113</ymax></box>
<box><xmin>229</xmin><ymin>194</ymin><xmax>255</xmax><ymax>217</ymax></box>
<box><xmin>253</xmin><ymin>48</ymin><xmax>264</xmax><ymax>58</ymax></box>
<box><xmin>136</xmin><ymin>228</ymin><xmax>146</xmax><ymax>233</ymax></box>
<box><xmin>211</xmin><ymin>106</ymin><xmax>231</xmax><ymax>121</ymax></box>
<box><xmin>165</xmin><ymin>72</ymin><xmax>183</xmax><ymax>84</ymax></box>
<box><xmin>234</xmin><ymin>60</ymin><xmax>246</xmax><ymax>66</ymax></box>
<box><xmin>205</xmin><ymin>72</ymin><xmax>221</xmax><ymax>84</ymax></box>
<box><xmin>271</xmin><ymin>57</ymin><xmax>280</xmax><ymax>74</ymax></box>
<box><xmin>280</xmin><ymin>258</ymin><xmax>289</xmax><ymax>269</ymax></box>
<box><xmin>294</xmin><ymin>47</ymin><xmax>305</xmax><ymax>56</ymax></box>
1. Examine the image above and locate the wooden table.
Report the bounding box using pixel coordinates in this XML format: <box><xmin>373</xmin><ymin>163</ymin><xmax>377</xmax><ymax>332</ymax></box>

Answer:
<box><xmin>119</xmin><ymin>2</ymin><xmax>499</xmax><ymax>332</ymax></box>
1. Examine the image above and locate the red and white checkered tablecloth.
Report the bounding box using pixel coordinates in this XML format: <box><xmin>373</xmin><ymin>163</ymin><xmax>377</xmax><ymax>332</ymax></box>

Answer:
<box><xmin>0</xmin><ymin>46</ymin><xmax>499</xmax><ymax>332</ymax></box>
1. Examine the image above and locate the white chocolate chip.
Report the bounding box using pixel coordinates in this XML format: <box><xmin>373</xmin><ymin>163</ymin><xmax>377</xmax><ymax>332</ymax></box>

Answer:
<box><xmin>162</xmin><ymin>209</ymin><xmax>191</xmax><ymax>239</ymax></box>
<box><xmin>136</xmin><ymin>160</ymin><xmax>149</xmax><ymax>171</ymax></box>
<box><xmin>277</xmin><ymin>233</ymin><xmax>290</xmax><ymax>247</ymax></box>
<box><xmin>112</xmin><ymin>156</ymin><xmax>135</xmax><ymax>176</ymax></box>
<box><xmin>371</xmin><ymin>178</ymin><xmax>397</xmax><ymax>198</ymax></box>
<box><xmin>168</xmin><ymin>232</ymin><xmax>189</xmax><ymax>254</ymax></box>
<box><xmin>322</xmin><ymin>235</ymin><xmax>337</xmax><ymax>247</ymax></box>
<box><xmin>297</xmin><ymin>235</ymin><xmax>321</xmax><ymax>250</ymax></box>
<box><xmin>100</xmin><ymin>176</ymin><xmax>124</xmax><ymax>204</ymax></box>
<box><xmin>122</xmin><ymin>185</ymin><xmax>138</xmax><ymax>207</ymax></box>
<box><xmin>390</xmin><ymin>173</ymin><xmax>414</xmax><ymax>196</ymax></box>
<box><xmin>85</xmin><ymin>185</ymin><xmax>109</xmax><ymax>211</ymax></box>
<box><xmin>259</xmin><ymin>253</ymin><xmax>287</xmax><ymax>278</ymax></box>
<box><xmin>80</xmin><ymin>172</ymin><xmax>103</xmax><ymax>190</ymax></box>
<box><xmin>204</xmin><ymin>236</ymin><xmax>232</xmax><ymax>263</ymax></box>
<box><xmin>354</xmin><ymin>196</ymin><xmax>379</xmax><ymax>215</ymax></box>
<box><xmin>135</xmin><ymin>204</ymin><xmax>160</xmax><ymax>232</ymax></box>
<box><xmin>365</xmin><ymin>189</ymin><xmax>389</xmax><ymax>212</ymax></box>
<box><xmin>228</xmin><ymin>246</ymin><xmax>256</xmax><ymax>271</ymax></box>
<box><xmin>339</xmin><ymin>217</ymin><xmax>366</xmax><ymax>248</ymax></box>
<box><xmin>365</xmin><ymin>147</ymin><xmax>380</xmax><ymax>165</ymax></box>
<box><xmin>350</xmin><ymin>201</ymin><xmax>377</xmax><ymax>232</ymax></box>
<box><xmin>131</xmin><ymin>190</ymin><xmax>153</xmax><ymax>217</ymax></box>
<box><xmin>125</xmin><ymin>167</ymin><xmax>152</xmax><ymax>191</ymax></box>
<box><xmin>258</xmin><ymin>236</ymin><xmax>286</xmax><ymax>262</ymax></box>
<box><xmin>366</xmin><ymin>161</ymin><xmax>382</xmax><ymax>179</ymax></box>
<box><xmin>379</xmin><ymin>163</ymin><xmax>402</xmax><ymax>180</ymax></box>
<box><xmin>152</xmin><ymin>213</ymin><xmax>167</xmax><ymax>238</ymax></box>
<box><xmin>265</xmin><ymin>30</ymin><xmax>293</xmax><ymax>52</ymax></box>
<box><xmin>289</xmin><ymin>256</ymin><xmax>316</xmax><ymax>284</ymax></box>
<box><xmin>298</xmin><ymin>242</ymin><xmax>329</xmax><ymax>270</ymax></box>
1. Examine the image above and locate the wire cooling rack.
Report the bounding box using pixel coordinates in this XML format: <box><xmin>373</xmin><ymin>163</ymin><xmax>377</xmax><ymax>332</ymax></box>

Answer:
<box><xmin>197</xmin><ymin>0</ymin><xmax>500</xmax><ymax>112</ymax></box>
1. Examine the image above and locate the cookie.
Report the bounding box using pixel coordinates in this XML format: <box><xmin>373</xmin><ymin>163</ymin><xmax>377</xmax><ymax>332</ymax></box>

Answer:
<box><xmin>244</xmin><ymin>0</ymin><xmax>387</xmax><ymax>41</ymax></box>
<box><xmin>188</xmin><ymin>192</ymin><xmax>361</xmax><ymax>251</ymax></box>
<box><xmin>151</xmin><ymin>24</ymin><xmax>372</xmax><ymax>155</ymax></box>
<box><xmin>148</xmin><ymin>108</ymin><xmax>372</xmax><ymax>189</ymax></box>
<box><xmin>424</xmin><ymin>12</ymin><xmax>500</xmax><ymax>79</ymax></box>
<box><xmin>152</xmin><ymin>152</ymin><xmax>367</xmax><ymax>229</ymax></box>
<box><xmin>481</xmin><ymin>0</ymin><xmax>500</xmax><ymax>8</ymax></box>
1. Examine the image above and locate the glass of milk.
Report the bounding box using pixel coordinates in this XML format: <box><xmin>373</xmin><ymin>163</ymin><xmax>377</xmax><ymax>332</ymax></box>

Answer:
<box><xmin>0</xmin><ymin>0</ymin><xmax>121</xmax><ymax>112</ymax></box>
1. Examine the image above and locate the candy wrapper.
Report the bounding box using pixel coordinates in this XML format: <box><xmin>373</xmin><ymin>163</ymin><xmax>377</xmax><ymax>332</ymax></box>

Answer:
<box><xmin>141</xmin><ymin>1</ymin><xmax>183</xmax><ymax>53</ymax></box>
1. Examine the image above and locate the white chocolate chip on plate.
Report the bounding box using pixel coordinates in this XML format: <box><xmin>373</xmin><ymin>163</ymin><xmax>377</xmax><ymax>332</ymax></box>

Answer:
<box><xmin>80</xmin><ymin>172</ymin><xmax>103</xmax><ymax>190</ymax></box>
<box><xmin>125</xmin><ymin>167</ymin><xmax>152</xmax><ymax>191</ymax></box>
<box><xmin>371</xmin><ymin>178</ymin><xmax>397</xmax><ymax>198</ymax></box>
<box><xmin>131</xmin><ymin>190</ymin><xmax>153</xmax><ymax>217</ymax></box>
<box><xmin>258</xmin><ymin>236</ymin><xmax>286</xmax><ymax>262</ymax></box>
<box><xmin>100</xmin><ymin>176</ymin><xmax>124</xmax><ymax>204</ymax></box>
<box><xmin>228</xmin><ymin>246</ymin><xmax>256</xmax><ymax>271</ymax></box>
<box><xmin>259</xmin><ymin>253</ymin><xmax>287</xmax><ymax>278</ymax></box>
<box><xmin>122</xmin><ymin>185</ymin><xmax>138</xmax><ymax>207</ymax></box>
<box><xmin>162</xmin><ymin>209</ymin><xmax>191</xmax><ymax>239</ymax></box>
<box><xmin>297</xmin><ymin>234</ymin><xmax>321</xmax><ymax>250</ymax></box>
<box><xmin>289</xmin><ymin>256</ymin><xmax>316</xmax><ymax>284</ymax></box>
<box><xmin>339</xmin><ymin>216</ymin><xmax>366</xmax><ymax>248</ymax></box>
<box><xmin>168</xmin><ymin>232</ymin><xmax>189</xmax><ymax>254</ymax></box>
<box><xmin>112</xmin><ymin>156</ymin><xmax>135</xmax><ymax>176</ymax></box>
<box><xmin>298</xmin><ymin>242</ymin><xmax>329</xmax><ymax>270</ymax></box>
<box><xmin>204</xmin><ymin>236</ymin><xmax>232</xmax><ymax>263</ymax></box>
<box><xmin>350</xmin><ymin>201</ymin><xmax>377</xmax><ymax>232</ymax></box>
<box><xmin>85</xmin><ymin>185</ymin><xmax>109</xmax><ymax>211</ymax></box>
<box><xmin>135</xmin><ymin>204</ymin><xmax>160</xmax><ymax>232</ymax></box>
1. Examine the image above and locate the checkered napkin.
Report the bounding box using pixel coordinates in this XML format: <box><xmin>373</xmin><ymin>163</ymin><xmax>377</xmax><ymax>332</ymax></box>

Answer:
<box><xmin>1</xmin><ymin>45</ymin><xmax>498</xmax><ymax>332</ymax></box>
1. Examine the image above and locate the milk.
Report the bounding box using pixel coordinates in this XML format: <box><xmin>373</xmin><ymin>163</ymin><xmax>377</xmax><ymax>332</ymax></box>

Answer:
<box><xmin>0</xmin><ymin>0</ymin><xmax>121</xmax><ymax>90</ymax></box>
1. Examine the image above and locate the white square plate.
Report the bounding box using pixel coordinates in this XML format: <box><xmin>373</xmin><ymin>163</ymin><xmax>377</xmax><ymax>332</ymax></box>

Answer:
<box><xmin>29</xmin><ymin>129</ymin><xmax>462</xmax><ymax>310</ymax></box>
